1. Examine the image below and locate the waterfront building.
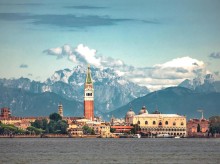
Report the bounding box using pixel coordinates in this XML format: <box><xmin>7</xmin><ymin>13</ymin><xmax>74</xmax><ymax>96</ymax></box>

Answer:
<box><xmin>125</xmin><ymin>108</ymin><xmax>136</xmax><ymax>125</ymax></box>
<box><xmin>100</xmin><ymin>125</ymin><xmax>111</xmax><ymax>138</ymax></box>
<box><xmin>58</xmin><ymin>103</ymin><xmax>63</xmax><ymax>117</ymax></box>
<box><xmin>84</xmin><ymin>65</ymin><xmax>94</xmax><ymax>121</ymax></box>
<box><xmin>110</xmin><ymin>125</ymin><xmax>133</xmax><ymax>133</ymax></box>
<box><xmin>0</xmin><ymin>107</ymin><xmax>11</xmax><ymax>119</ymax></box>
<box><xmin>125</xmin><ymin>106</ymin><xmax>187</xmax><ymax>137</ymax></box>
<box><xmin>13</xmin><ymin>120</ymin><xmax>31</xmax><ymax>130</ymax></box>
<box><xmin>110</xmin><ymin>116</ymin><xmax>125</xmax><ymax>126</ymax></box>
<box><xmin>187</xmin><ymin>118</ymin><xmax>209</xmax><ymax>136</ymax></box>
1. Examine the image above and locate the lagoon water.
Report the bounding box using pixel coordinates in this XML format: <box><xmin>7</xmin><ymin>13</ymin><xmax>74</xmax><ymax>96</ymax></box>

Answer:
<box><xmin>0</xmin><ymin>138</ymin><xmax>220</xmax><ymax>164</ymax></box>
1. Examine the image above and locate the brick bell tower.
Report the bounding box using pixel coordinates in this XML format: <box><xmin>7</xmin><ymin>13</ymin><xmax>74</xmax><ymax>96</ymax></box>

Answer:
<box><xmin>84</xmin><ymin>65</ymin><xmax>94</xmax><ymax>121</ymax></box>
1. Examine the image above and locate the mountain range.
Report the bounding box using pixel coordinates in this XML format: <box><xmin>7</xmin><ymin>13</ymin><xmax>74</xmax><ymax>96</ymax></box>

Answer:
<box><xmin>179</xmin><ymin>74</ymin><xmax>220</xmax><ymax>93</ymax></box>
<box><xmin>109</xmin><ymin>87</ymin><xmax>220</xmax><ymax>120</ymax></box>
<box><xmin>0</xmin><ymin>65</ymin><xmax>219</xmax><ymax>120</ymax></box>
<box><xmin>0</xmin><ymin>65</ymin><xmax>149</xmax><ymax>117</ymax></box>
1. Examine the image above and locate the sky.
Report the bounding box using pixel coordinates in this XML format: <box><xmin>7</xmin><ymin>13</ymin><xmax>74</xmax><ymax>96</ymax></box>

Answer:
<box><xmin>0</xmin><ymin>0</ymin><xmax>220</xmax><ymax>91</ymax></box>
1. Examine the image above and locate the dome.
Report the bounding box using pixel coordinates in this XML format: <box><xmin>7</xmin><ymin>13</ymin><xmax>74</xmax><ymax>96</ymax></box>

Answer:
<box><xmin>126</xmin><ymin>109</ymin><xmax>135</xmax><ymax>117</ymax></box>
<box><xmin>139</xmin><ymin>106</ymin><xmax>148</xmax><ymax>115</ymax></box>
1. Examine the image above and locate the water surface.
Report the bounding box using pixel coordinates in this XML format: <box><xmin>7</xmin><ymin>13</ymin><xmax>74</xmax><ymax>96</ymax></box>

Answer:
<box><xmin>0</xmin><ymin>138</ymin><xmax>220</xmax><ymax>164</ymax></box>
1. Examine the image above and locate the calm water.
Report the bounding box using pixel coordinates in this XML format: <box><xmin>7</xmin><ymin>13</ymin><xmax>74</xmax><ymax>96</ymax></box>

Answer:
<box><xmin>0</xmin><ymin>138</ymin><xmax>220</xmax><ymax>164</ymax></box>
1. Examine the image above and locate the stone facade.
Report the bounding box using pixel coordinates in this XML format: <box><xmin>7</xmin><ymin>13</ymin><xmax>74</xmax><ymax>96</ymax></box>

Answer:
<box><xmin>125</xmin><ymin>106</ymin><xmax>187</xmax><ymax>137</ymax></box>
<box><xmin>187</xmin><ymin>118</ymin><xmax>209</xmax><ymax>136</ymax></box>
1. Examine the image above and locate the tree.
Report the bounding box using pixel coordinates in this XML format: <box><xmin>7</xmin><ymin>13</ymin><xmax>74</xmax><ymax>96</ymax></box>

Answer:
<box><xmin>131</xmin><ymin>124</ymin><xmax>140</xmax><ymax>134</ymax></box>
<box><xmin>49</xmin><ymin>113</ymin><xmax>62</xmax><ymax>122</ymax></box>
<box><xmin>209</xmin><ymin>116</ymin><xmax>220</xmax><ymax>135</ymax></box>
<box><xmin>27</xmin><ymin>126</ymin><xmax>44</xmax><ymax>135</ymax></box>
<box><xmin>82</xmin><ymin>125</ymin><xmax>94</xmax><ymax>135</ymax></box>
<box><xmin>197</xmin><ymin>124</ymin><xmax>201</xmax><ymax>132</ymax></box>
<box><xmin>56</xmin><ymin>120</ymin><xmax>68</xmax><ymax>134</ymax></box>
<box><xmin>110</xmin><ymin>128</ymin><xmax>116</xmax><ymax>133</ymax></box>
<box><xmin>31</xmin><ymin>119</ymin><xmax>43</xmax><ymax>129</ymax></box>
<box><xmin>48</xmin><ymin>120</ymin><xmax>56</xmax><ymax>133</ymax></box>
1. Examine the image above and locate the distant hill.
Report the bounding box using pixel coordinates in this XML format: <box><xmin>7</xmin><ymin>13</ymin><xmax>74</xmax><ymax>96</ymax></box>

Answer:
<box><xmin>108</xmin><ymin>87</ymin><xmax>220</xmax><ymax>120</ymax></box>
<box><xmin>0</xmin><ymin>85</ymin><xmax>83</xmax><ymax>117</ymax></box>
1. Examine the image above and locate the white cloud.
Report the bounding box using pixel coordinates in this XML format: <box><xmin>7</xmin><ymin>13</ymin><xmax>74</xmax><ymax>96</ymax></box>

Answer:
<box><xmin>44</xmin><ymin>44</ymin><xmax>211</xmax><ymax>91</ymax></box>
<box><xmin>75</xmin><ymin>44</ymin><xmax>101</xmax><ymax>67</ymax></box>
<box><xmin>44</xmin><ymin>44</ymin><xmax>126</xmax><ymax>69</ymax></box>
<box><xmin>121</xmin><ymin>56</ymin><xmax>209</xmax><ymax>91</ymax></box>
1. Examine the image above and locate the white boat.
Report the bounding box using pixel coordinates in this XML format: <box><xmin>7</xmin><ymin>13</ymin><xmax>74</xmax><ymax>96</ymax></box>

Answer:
<box><xmin>133</xmin><ymin>134</ymin><xmax>141</xmax><ymax>138</ymax></box>
<box><xmin>174</xmin><ymin>136</ymin><xmax>180</xmax><ymax>139</ymax></box>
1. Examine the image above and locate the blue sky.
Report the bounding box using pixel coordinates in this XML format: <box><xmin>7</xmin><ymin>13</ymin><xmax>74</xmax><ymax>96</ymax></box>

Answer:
<box><xmin>0</xmin><ymin>0</ymin><xmax>220</xmax><ymax>90</ymax></box>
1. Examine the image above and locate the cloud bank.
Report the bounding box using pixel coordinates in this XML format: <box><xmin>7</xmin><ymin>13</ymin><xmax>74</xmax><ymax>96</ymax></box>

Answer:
<box><xmin>44</xmin><ymin>44</ymin><xmax>211</xmax><ymax>91</ymax></box>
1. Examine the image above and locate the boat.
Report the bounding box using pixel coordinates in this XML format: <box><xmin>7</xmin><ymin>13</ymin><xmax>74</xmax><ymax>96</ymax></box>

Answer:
<box><xmin>174</xmin><ymin>136</ymin><xmax>180</xmax><ymax>139</ymax></box>
<box><xmin>133</xmin><ymin>134</ymin><xmax>141</xmax><ymax>138</ymax></box>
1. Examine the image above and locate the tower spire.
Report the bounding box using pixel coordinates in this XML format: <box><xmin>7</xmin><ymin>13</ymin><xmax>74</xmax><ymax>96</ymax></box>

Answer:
<box><xmin>86</xmin><ymin>65</ymin><xmax>92</xmax><ymax>84</ymax></box>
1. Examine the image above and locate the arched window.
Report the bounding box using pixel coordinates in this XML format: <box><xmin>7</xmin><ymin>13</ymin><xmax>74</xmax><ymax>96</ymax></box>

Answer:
<box><xmin>137</xmin><ymin>121</ymin><xmax>140</xmax><ymax>124</ymax></box>
<box><xmin>173</xmin><ymin>122</ymin><xmax>176</xmax><ymax>126</ymax></box>
<box><xmin>145</xmin><ymin>121</ymin><xmax>148</xmax><ymax>125</ymax></box>
<box><xmin>159</xmin><ymin>122</ymin><xmax>162</xmax><ymax>126</ymax></box>
<box><xmin>181</xmin><ymin>122</ymin><xmax>184</xmax><ymax>126</ymax></box>
<box><xmin>165</xmin><ymin>121</ymin><xmax>168</xmax><ymax>125</ymax></box>
<box><xmin>153</xmin><ymin>121</ymin><xmax>156</xmax><ymax>125</ymax></box>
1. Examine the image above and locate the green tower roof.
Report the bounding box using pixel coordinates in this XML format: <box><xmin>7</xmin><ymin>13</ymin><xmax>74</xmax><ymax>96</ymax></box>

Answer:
<box><xmin>86</xmin><ymin>65</ymin><xmax>93</xmax><ymax>84</ymax></box>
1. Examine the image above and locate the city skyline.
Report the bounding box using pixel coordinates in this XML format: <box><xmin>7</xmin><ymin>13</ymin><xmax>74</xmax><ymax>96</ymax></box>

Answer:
<box><xmin>0</xmin><ymin>0</ymin><xmax>220</xmax><ymax>91</ymax></box>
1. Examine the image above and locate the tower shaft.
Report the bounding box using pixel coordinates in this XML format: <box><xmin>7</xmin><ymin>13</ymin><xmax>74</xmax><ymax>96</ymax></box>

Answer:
<box><xmin>84</xmin><ymin>66</ymin><xmax>94</xmax><ymax>120</ymax></box>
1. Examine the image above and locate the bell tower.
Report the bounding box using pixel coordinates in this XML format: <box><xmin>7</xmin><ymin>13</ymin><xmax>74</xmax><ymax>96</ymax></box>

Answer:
<box><xmin>84</xmin><ymin>65</ymin><xmax>94</xmax><ymax>120</ymax></box>
<box><xmin>58</xmin><ymin>103</ymin><xmax>63</xmax><ymax>117</ymax></box>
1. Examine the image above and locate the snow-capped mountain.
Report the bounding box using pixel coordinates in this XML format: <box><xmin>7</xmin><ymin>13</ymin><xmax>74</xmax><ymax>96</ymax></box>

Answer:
<box><xmin>46</xmin><ymin>65</ymin><xmax>150</xmax><ymax>114</ymax></box>
<box><xmin>179</xmin><ymin>74</ymin><xmax>220</xmax><ymax>92</ymax></box>
<box><xmin>0</xmin><ymin>65</ymin><xmax>150</xmax><ymax>116</ymax></box>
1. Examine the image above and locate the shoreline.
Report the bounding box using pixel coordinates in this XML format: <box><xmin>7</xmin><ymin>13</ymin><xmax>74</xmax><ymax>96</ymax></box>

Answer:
<box><xmin>0</xmin><ymin>135</ymin><xmax>219</xmax><ymax>138</ymax></box>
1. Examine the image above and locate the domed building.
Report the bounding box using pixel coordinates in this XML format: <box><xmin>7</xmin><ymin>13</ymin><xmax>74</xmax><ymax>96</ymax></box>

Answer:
<box><xmin>125</xmin><ymin>108</ymin><xmax>135</xmax><ymax>124</ymax></box>
<box><xmin>125</xmin><ymin>105</ymin><xmax>187</xmax><ymax>137</ymax></box>
<box><xmin>139</xmin><ymin>106</ymin><xmax>148</xmax><ymax>115</ymax></box>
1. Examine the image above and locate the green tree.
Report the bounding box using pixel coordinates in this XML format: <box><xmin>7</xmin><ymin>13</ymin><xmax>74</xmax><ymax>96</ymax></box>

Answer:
<box><xmin>56</xmin><ymin>120</ymin><xmax>68</xmax><ymax>134</ymax></box>
<box><xmin>42</xmin><ymin>118</ymin><xmax>48</xmax><ymax>130</ymax></box>
<box><xmin>131</xmin><ymin>124</ymin><xmax>140</xmax><ymax>134</ymax></box>
<box><xmin>48</xmin><ymin>120</ymin><xmax>56</xmax><ymax>133</ymax></box>
<box><xmin>0</xmin><ymin>124</ymin><xmax>18</xmax><ymax>134</ymax></box>
<box><xmin>209</xmin><ymin>116</ymin><xmax>220</xmax><ymax>135</ymax></box>
<box><xmin>197</xmin><ymin>124</ymin><xmax>201</xmax><ymax>132</ymax></box>
<box><xmin>31</xmin><ymin>119</ymin><xmax>43</xmax><ymax>129</ymax></box>
<box><xmin>27</xmin><ymin>126</ymin><xmax>44</xmax><ymax>135</ymax></box>
<box><xmin>49</xmin><ymin>113</ymin><xmax>62</xmax><ymax>122</ymax></box>
<box><xmin>110</xmin><ymin>128</ymin><xmax>116</xmax><ymax>133</ymax></box>
<box><xmin>82</xmin><ymin>125</ymin><xmax>94</xmax><ymax>134</ymax></box>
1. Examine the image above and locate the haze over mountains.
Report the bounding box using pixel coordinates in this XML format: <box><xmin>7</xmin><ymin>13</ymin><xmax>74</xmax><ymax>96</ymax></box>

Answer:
<box><xmin>0</xmin><ymin>65</ymin><xmax>219</xmax><ymax>120</ymax></box>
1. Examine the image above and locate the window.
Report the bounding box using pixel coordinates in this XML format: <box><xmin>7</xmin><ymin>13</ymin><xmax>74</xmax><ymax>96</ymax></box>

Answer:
<box><xmin>181</xmin><ymin>122</ymin><xmax>184</xmax><ymax>126</ymax></box>
<box><xmin>145</xmin><ymin>121</ymin><xmax>148</xmax><ymax>125</ymax></box>
<box><xmin>86</xmin><ymin>93</ymin><xmax>92</xmax><ymax>96</ymax></box>
<box><xmin>173</xmin><ymin>122</ymin><xmax>176</xmax><ymax>126</ymax></box>
<box><xmin>165</xmin><ymin>121</ymin><xmax>168</xmax><ymax>125</ymax></box>
<box><xmin>153</xmin><ymin>121</ymin><xmax>156</xmax><ymax>125</ymax></box>
<box><xmin>159</xmin><ymin>122</ymin><xmax>162</xmax><ymax>126</ymax></box>
<box><xmin>137</xmin><ymin>121</ymin><xmax>140</xmax><ymax>124</ymax></box>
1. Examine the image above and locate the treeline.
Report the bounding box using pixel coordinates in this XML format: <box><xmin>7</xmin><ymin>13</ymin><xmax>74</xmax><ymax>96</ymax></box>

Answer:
<box><xmin>0</xmin><ymin>123</ymin><xmax>26</xmax><ymax>135</ymax></box>
<box><xmin>209</xmin><ymin>116</ymin><xmax>220</xmax><ymax>135</ymax></box>
<box><xmin>29</xmin><ymin>113</ymin><xmax>68</xmax><ymax>134</ymax></box>
<box><xmin>0</xmin><ymin>113</ymin><xmax>68</xmax><ymax>135</ymax></box>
